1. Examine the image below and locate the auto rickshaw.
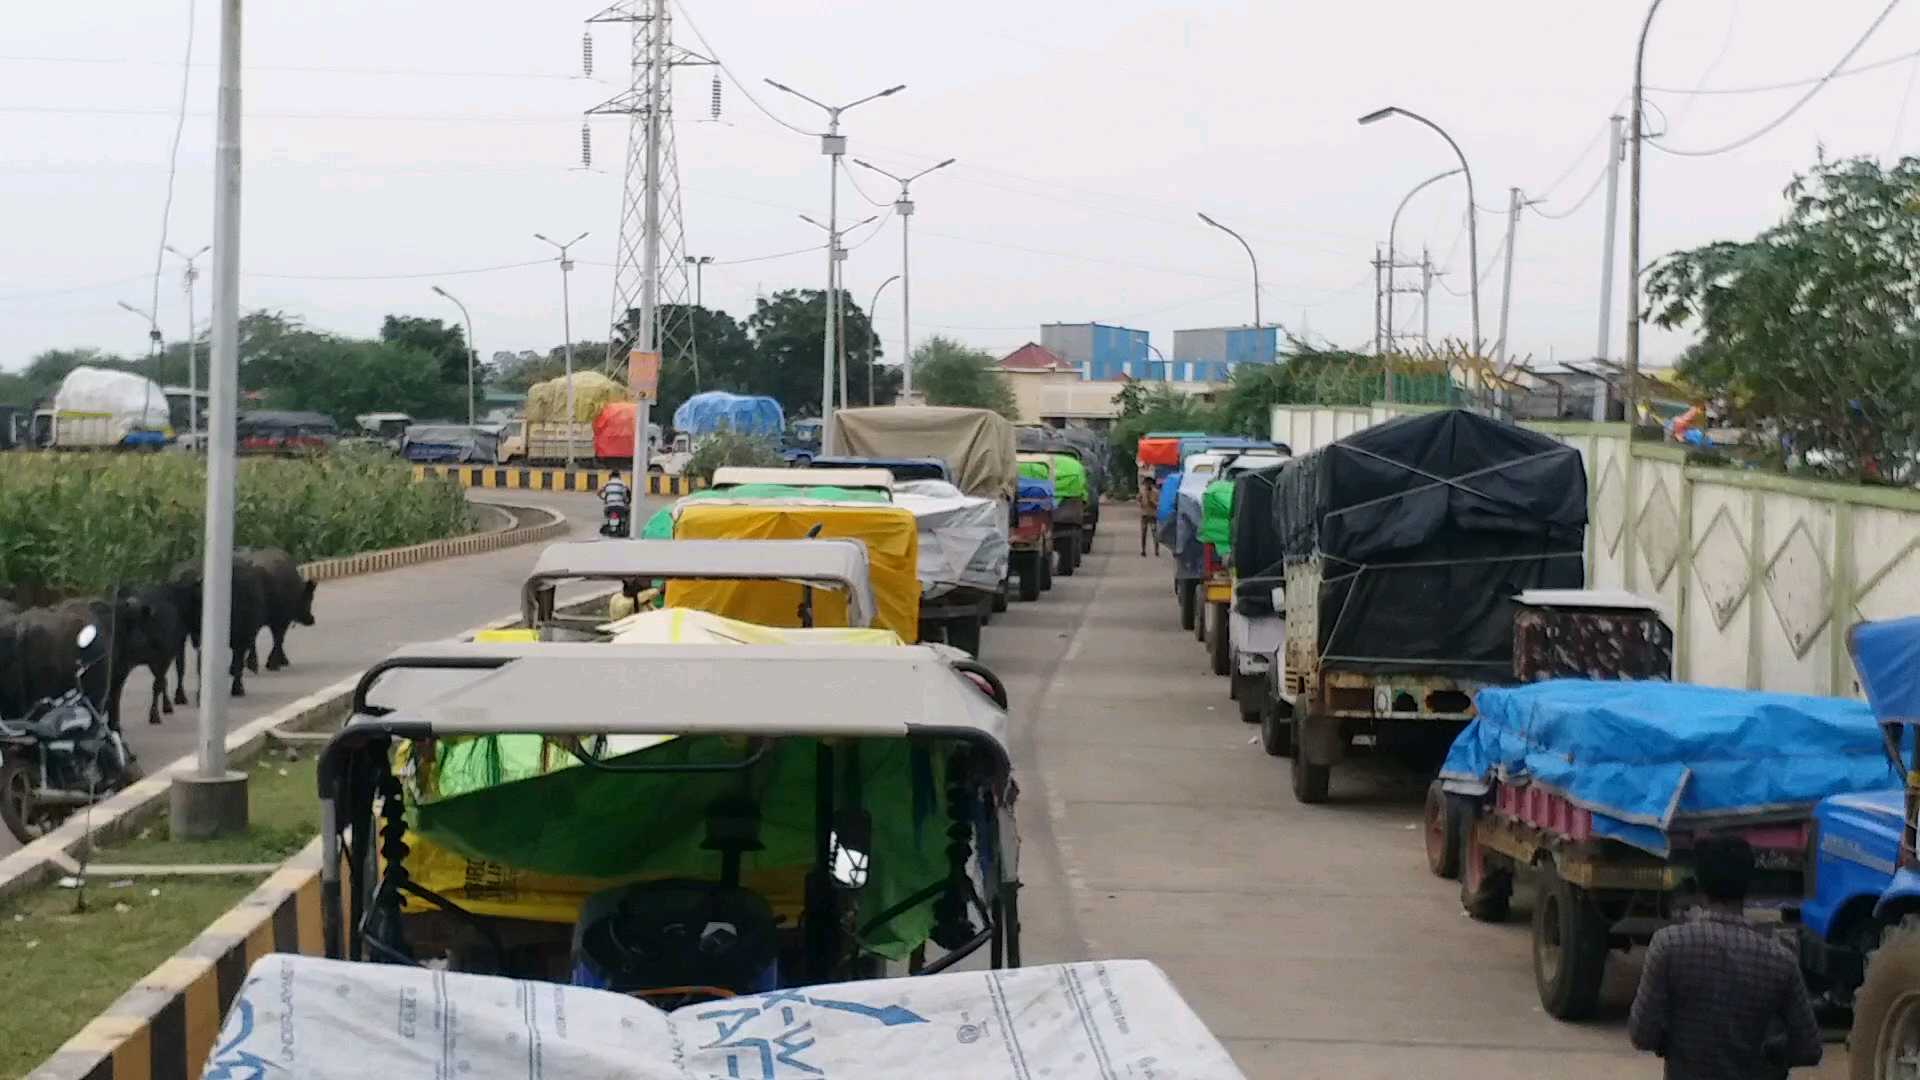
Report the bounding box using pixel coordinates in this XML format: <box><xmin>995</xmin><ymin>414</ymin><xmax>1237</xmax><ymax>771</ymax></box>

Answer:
<box><xmin>1014</xmin><ymin>454</ymin><xmax>1057</xmax><ymax>600</ymax></box>
<box><xmin>316</xmin><ymin>639</ymin><xmax>1022</xmax><ymax>999</ymax></box>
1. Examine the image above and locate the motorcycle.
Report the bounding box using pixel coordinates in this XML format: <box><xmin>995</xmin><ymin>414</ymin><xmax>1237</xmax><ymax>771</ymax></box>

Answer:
<box><xmin>600</xmin><ymin>501</ymin><xmax>630</xmax><ymax>538</ymax></box>
<box><xmin>0</xmin><ymin>623</ymin><xmax>141</xmax><ymax>844</ymax></box>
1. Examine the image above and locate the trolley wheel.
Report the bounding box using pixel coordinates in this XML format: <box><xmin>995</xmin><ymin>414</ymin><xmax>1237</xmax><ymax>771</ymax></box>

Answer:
<box><xmin>1458</xmin><ymin>819</ymin><xmax>1513</xmax><ymax>922</ymax></box>
<box><xmin>1853</xmin><ymin>917</ymin><xmax>1920</xmax><ymax>1080</ymax></box>
<box><xmin>1207</xmin><ymin>603</ymin><xmax>1230</xmax><ymax>676</ymax></box>
<box><xmin>1056</xmin><ymin>534</ymin><xmax>1078</xmax><ymax>577</ymax></box>
<box><xmin>1260</xmin><ymin>702</ymin><xmax>1292</xmax><ymax>757</ymax></box>
<box><xmin>1178</xmin><ymin>581</ymin><xmax>1197</xmax><ymax>630</ymax></box>
<box><xmin>1423</xmin><ymin>781</ymin><xmax>1461</xmax><ymax>879</ymax></box>
<box><xmin>1289</xmin><ymin>701</ymin><xmax>1330</xmax><ymax>804</ymax></box>
<box><xmin>1532</xmin><ymin>865</ymin><xmax>1609</xmax><ymax>1020</ymax></box>
<box><xmin>1017</xmin><ymin>557</ymin><xmax>1040</xmax><ymax>601</ymax></box>
<box><xmin>945</xmin><ymin>617</ymin><xmax>982</xmax><ymax>657</ymax></box>
<box><xmin>1039</xmin><ymin>548</ymin><xmax>1054</xmax><ymax>592</ymax></box>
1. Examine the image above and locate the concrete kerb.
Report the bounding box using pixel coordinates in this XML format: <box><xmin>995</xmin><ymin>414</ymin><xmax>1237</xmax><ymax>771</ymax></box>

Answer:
<box><xmin>298</xmin><ymin>499</ymin><xmax>566</xmax><ymax>584</ymax></box>
<box><xmin>0</xmin><ymin>517</ymin><xmax>572</xmax><ymax>906</ymax></box>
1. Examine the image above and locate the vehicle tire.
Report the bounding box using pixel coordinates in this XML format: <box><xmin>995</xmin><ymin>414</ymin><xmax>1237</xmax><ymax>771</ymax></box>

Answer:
<box><xmin>992</xmin><ymin>584</ymin><xmax>1009</xmax><ymax>613</ymax></box>
<box><xmin>1458</xmin><ymin>818</ymin><xmax>1512</xmax><ymax>922</ymax></box>
<box><xmin>945</xmin><ymin>617</ymin><xmax>982</xmax><ymax>657</ymax></box>
<box><xmin>1240</xmin><ymin>702</ymin><xmax>1262</xmax><ymax>724</ymax></box>
<box><xmin>1260</xmin><ymin>703</ymin><xmax>1292</xmax><ymax>757</ymax></box>
<box><xmin>0</xmin><ymin>761</ymin><xmax>57</xmax><ymax>844</ymax></box>
<box><xmin>1039</xmin><ymin>550</ymin><xmax>1054</xmax><ymax>592</ymax></box>
<box><xmin>1178</xmin><ymin>581</ymin><xmax>1197</xmax><ymax>630</ymax></box>
<box><xmin>1532</xmin><ymin>866</ymin><xmax>1609</xmax><ymax>1020</ymax></box>
<box><xmin>1056</xmin><ymin>535</ymin><xmax>1078</xmax><ymax>577</ymax></box>
<box><xmin>1289</xmin><ymin>702</ymin><xmax>1330</xmax><ymax>803</ymax></box>
<box><xmin>1082</xmin><ymin>528</ymin><xmax>1094</xmax><ymax>554</ymax></box>
<box><xmin>1017</xmin><ymin>557</ymin><xmax>1040</xmax><ymax>602</ymax></box>
<box><xmin>1852</xmin><ymin>917</ymin><xmax>1920</xmax><ymax>1080</ymax></box>
<box><xmin>1195</xmin><ymin>604</ymin><xmax>1207</xmax><ymax>642</ymax></box>
<box><xmin>1423</xmin><ymin>781</ymin><xmax>1462</xmax><ymax>879</ymax></box>
<box><xmin>1207</xmin><ymin>603</ymin><xmax>1230</xmax><ymax>676</ymax></box>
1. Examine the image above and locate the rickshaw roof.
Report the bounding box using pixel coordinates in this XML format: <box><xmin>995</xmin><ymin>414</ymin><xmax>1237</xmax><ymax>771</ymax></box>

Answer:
<box><xmin>342</xmin><ymin>639</ymin><xmax>1012</xmax><ymax>773</ymax></box>
<box><xmin>525</xmin><ymin>539</ymin><xmax>877</xmax><ymax>627</ymax></box>
<box><xmin>1851</xmin><ymin>617</ymin><xmax>1920</xmax><ymax>724</ymax></box>
<box><xmin>714</xmin><ymin>466</ymin><xmax>894</xmax><ymax>493</ymax></box>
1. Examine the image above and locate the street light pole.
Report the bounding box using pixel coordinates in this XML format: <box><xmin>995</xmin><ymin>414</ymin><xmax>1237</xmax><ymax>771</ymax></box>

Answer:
<box><xmin>852</xmin><ymin>157</ymin><xmax>953</xmax><ymax>398</ymax></box>
<box><xmin>765</xmin><ymin>78</ymin><xmax>905</xmax><ymax>447</ymax></box>
<box><xmin>684</xmin><ymin>255</ymin><xmax>712</xmax><ymax>308</ymax></box>
<box><xmin>1385</xmin><ymin>168</ymin><xmax>1461</xmax><ymax>358</ymax></box>
<box><xmin>1360</xmin><ymin>106</ymin><xmax>1481</xmax><ymax>356</ymax></box>
<box><xmin>1625</xmin><ymin>0</ymin><xmax>1668</xmax><ymax>425</ymax></box>
<box><xmin>866</xmin><ymin>274</ymin><xmax>899</xmax><ymax>405</ymax></box>
<box><xmin>1195</xmin><ymin>212</ymin><xmax>1261</xmax><ymax>329</ymax></box>
<box><xmin>166</xmin><ymin>245</ymin><xmax>210</xmax><ymax>444</ymax></box>
<box><xmin>535</xmin><ymin>231</ymin><xmax>589</xmax><ymax>467</ymax></box>
<box><xmin>430</xmin><ymin>286</ymin><xmax>478</xmax><ymax>425</ymax></box>
<box><xmin>1146</xmin><ymin>342</ymin><xmax>1172</xmax><ymax>384</ymax></box>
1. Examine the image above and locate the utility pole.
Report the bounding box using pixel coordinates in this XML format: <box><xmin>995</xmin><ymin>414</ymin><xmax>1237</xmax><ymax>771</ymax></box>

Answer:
<box><xmin>174</xmin><ymin>0</ymin><xmax>248</xmax><ymax>840</ymax></box>
<box><xmin>630</xmin><ymin>0</ymin><xmax>664</xmax><ymax>520</ymax></box>
<box><xmin>1594</xmin><ymin>114</ymin><xmax>1625</xmax><ymax>421</ymax></box>
<box><xmin>535</xmin><ymin>231</ymin><xmax>589</xmax><ymax>467</ymax></box>
<box><xmin>853</xmin><ymin>157</ymin><xmax>953</xmax><ymax>398</ymax></box>
<box><xmin>1626</xmin><ymin>0</ymin><xmax>1666</xmax><ymax>425</ymax></box>
<box><xmin>765</xmin><ymin>79</ymin><xmax>905</xmax><ymax>447</ymax></box>
<box><xmin>1495</xmin><ymin>186</ymin><xmax>1523</xmax><ymax>368</ymax></box>
<box><xmin>685</xmin><ymin>255</ymin><xmax>712</xmax><ymax>390</ymax></box>
<box><xmin>166</xmin><ymin>245</ymin><xmax>210</xmax><ymax>444</ymax></box>
<box><xmin>1420</xmin><ymin>247</ymin><xmax>1436</xmax><ymax>346</ymax></box>
<box><xmin>1372</xmin><ymin>245</ymin><xmax>1384</xmax><ymax>355</ymax></box>
<box><xmin>800</xmin><ymin>213</ymin><xmax>875</xmax><ymax>409</ymax></box>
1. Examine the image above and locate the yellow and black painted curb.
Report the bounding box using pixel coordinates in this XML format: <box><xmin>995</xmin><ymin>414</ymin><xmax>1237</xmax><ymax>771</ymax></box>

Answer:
<box><xmin>411</xmin><ymin>463</ymin><xmax>701</xmax><ymax>496</ymax></box>
<box><xmin>298</xmin><ymin>503</ymin><xmax>567</xmax><ymax>584</ymax></box>
<box><xmin>30</xmin><ymin>847</ymin><xmax>330</xmax><ymax>1080</ymax></box>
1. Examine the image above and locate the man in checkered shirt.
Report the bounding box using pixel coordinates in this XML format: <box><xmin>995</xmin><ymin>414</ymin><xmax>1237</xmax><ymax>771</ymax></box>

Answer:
<box><xmin>1628</xmin><ymin>835</ymin><xmax>1823</xmax><ymax>1079</ymax></box>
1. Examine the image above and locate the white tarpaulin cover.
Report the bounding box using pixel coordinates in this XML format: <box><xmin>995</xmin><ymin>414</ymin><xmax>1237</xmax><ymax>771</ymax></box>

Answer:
<box><xmin>51</xmin><ymin>366</ymin><xmax>170</xmax><ymax>436</ymax></box>
<box><xmin>894</xmin><ymin>479</ymin><xmax>1010</xmax><ymax>599</ymax></box>
<box><xmin>202</xmin><ymin>954</ymin><xmax>1245</xmax><ymax>1080</ymax></box>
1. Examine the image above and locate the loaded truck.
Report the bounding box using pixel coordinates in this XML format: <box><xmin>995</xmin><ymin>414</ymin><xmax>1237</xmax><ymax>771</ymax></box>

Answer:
<box><xmin>29</xmin><ymin>367</ymin><xmax>172</xmax><ymax>450</ymax></box>
<box><xmin>1265</xmin><ymin>409</ymin><xmax>1591</xmax><ymax>803</ymax></box>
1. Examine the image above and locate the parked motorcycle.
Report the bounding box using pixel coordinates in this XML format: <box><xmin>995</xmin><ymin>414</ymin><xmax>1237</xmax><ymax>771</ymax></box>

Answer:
<box><xmin>0</xmin><ymin>624</ymin><xmax>142</xmax><ymax>844</ymax></box>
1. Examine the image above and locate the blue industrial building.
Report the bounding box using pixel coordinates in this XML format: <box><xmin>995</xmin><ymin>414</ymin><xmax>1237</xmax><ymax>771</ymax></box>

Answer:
<box><xmin>1170</xmin><ymin>325</ymin><xmax>1278</xmax><ymax>382</ymax></box>
<box><xmin>1040</xmin><ymin>322</ymin><xmax>1152</xmax><ymax>381</ymax></box>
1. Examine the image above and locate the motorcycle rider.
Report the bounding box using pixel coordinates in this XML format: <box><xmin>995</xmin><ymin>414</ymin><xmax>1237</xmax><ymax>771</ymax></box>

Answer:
<box><xmin>599</xmin><ymin>475</ymin><xmax>632</xmax><ymax>536</ymax></box>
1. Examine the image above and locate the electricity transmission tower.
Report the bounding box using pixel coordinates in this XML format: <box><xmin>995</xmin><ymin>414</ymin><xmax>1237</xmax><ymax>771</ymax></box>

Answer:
<box><xmin>584</xmin><ymin>2</ymin><xmax>711</xmax><ymax>375</ymax></box>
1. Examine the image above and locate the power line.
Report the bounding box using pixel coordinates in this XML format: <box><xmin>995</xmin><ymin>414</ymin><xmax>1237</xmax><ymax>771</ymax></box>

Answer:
<box><xmin>250</xmin><ymin>257</ymin><xmax>554</xmax><ymax>281</ymax></box>
<box><xmin>1529</xmin><ymin>164</ymin><xmax>1610</xmax><ymax>220</ymax></box>
<box><xmin>1645</xmin><ymin>44</ymin><xmax>1920</xmax><ymax>95</ymax></box>
<box><xmin>840</xmin><ymin>159</ymin><xmax>892</xmax><ymax>209</ymax></box>
<box><xmin>1651</xmin><ymin>0</ymin><xmax>1904</xmax><ymax>157</ymax></box>
<box><xmin>0</xmin><ymin>54</ymin><xmax>588</xmax><ymax>81</ymax></box>
<box><xmin>666</xmin><ymin>0</ymin><xmax>816</xmax><ymax>137</ymax></box>
<box><xmin>714</xmin><ymin>244</ymin><xmax>822</xmax><ymax>266</ymax></box>
<box><xmin>149</xmin><ymin>0</ymin><xmax>196</xmax><ymax>331</ymax></box>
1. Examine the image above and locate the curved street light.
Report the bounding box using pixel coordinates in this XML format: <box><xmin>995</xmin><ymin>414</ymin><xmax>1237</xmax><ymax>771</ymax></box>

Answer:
<box><xmin>1360</xmin><ymin>106</ymin><xmax>1481</xmax><ymax>356</ymax></box>
<box><xmin>1195</xmin><ymin>212</ymin><xmax>1261</xmax><ymax>329</ymax></box>
<box><xmin>865</xmin><ymin>274</ymin><xmax>900</xmax><ymax>405</ymax></box>
<box><xmin>430</xmin><ymin>285</ymin><xmax>478</xmax><ymax>425</ymax></box>
<box><xmin>1385</xmin><ymin>167</ymin><xmax>1463</xmax><ymax>356</ymax></box>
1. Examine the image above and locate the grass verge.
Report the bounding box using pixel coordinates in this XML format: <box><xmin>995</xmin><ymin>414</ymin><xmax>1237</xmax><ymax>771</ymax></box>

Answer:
<box><xmin>0</xmin><ymin>750</ymin><xmax>321</xmax><ymax>1076</ymax></box>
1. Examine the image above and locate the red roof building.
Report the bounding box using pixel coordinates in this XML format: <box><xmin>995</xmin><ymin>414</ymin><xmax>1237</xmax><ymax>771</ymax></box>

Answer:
<box><xmin>995</xmin><ymin>342</ymin><xmax>1076</xmax><ymax>373</ymax></box>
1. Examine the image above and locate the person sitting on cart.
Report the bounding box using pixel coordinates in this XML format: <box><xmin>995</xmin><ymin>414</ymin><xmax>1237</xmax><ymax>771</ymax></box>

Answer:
<box><xmin>1628</xmin><ymin>835</ymin><xmax>1822</xmax><ymax>1079</ymax></box>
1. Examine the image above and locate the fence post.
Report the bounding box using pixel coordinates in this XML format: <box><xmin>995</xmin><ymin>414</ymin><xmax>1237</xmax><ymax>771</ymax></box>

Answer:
<box><xmin>1829</xmin><ymin>503</ymin><xmax>1855</xmax><ymax>697</ymax></box>
<box><xmin>1745</xmin><ymin>492</ymin><xmax>1767</xmax><ymax>691</ymax></box>
<box><xmin>1674</xmin><ymin>468</ymin><xmax>1695</xmax><ymax>683</ymax></box>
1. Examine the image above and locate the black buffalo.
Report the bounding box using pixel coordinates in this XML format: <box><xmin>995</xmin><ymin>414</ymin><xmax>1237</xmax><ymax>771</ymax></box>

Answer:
<box><xmin>170</xmin><ymin>559</ymin><xmax>268</xmax><ymax>699</ymax></box>
<box><xmin>237</xmin><ymin>547</ymin><xmax>315</xmax><ymax>671</ymax></box>
<box><xmin>2</xmin><ymin>594</ymin><xmax>164</xmax><ymax>729</ymax></box>
<box><xmin>124</xmin><ymin>584</ymin><xmax>188</xmax><ymax>724</ymax></box>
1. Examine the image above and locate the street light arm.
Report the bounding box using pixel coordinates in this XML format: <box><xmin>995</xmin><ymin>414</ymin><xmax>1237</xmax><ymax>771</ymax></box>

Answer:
<box><xmin>765</xmin><ymin>78</ymin><xmax>831</xmax><ymax>113</ymax></box>
<box><xmin>841</xmin><ymin>84</ymin><xmax>906</xmax><ymax>112</ymax></box>
<box><xmin>851</xmin><ymin>158</ymin><xmax>904</xmax><ymax>184</ymax></box>
<box><xmin>1388</xmin><ymin>168</ymin><xmax>1464</xmax><ymax>257</ymax></box>
<box><xmin>909</xmin><ymin>158</ymin><xmax>957</xmax><ymax>183</ymax></box>
<box><xmin>1196</xmin><ymin>212</ymin><xmax>1262</xmax><ymax>326</ymax></box>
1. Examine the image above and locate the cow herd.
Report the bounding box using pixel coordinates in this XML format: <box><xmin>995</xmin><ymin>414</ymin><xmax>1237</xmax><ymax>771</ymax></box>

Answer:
<box><xmin>0</xmin><ymin>547</ymin><xmax>318</xmax><ymax>732</ymax></box>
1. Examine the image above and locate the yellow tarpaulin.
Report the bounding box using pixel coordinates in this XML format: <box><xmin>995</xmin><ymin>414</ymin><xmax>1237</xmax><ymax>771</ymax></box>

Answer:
<box><xmin>608</xmin><ymin>606</ymin><xmax>904</xmax><ymax>646</ymax></box>
<box><xmin>666</xmin><ymin>501</ymin><xmax>920</xmax><ymax>641</ymax></box>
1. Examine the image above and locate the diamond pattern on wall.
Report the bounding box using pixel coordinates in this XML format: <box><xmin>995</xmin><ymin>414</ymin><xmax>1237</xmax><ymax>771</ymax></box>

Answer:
<box><xmin>1691</xmin><ymin>506</ymin><xmax>1750</xmax><ymax>631</ymax></box>
<box><xmin>1636</xmin><ymin>479</ymin><xmax>1681</xmax><ymax>589</ymax></box>
<box><xmin>1595</xmin><ymin>457</ymin><xmax>1625</xmax><ymax>556</ymax></box>
<box><xmin>1763</xmin><ymin>519</ymin><xmax>1832</xmax><ymax>659</ymax></box>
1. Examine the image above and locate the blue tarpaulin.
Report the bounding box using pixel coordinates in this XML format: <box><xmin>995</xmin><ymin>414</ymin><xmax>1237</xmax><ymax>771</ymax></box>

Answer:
<box><xmin>1440</xmin><ymin>680</ymin><xmax>1892</xmax><ymax>856</ymax></box>
<box><xmin>672</xmin><ymin>392</ymin><xmax>784</xmax><ymax>437</ymax></box>
<box><xmin>1017</xmin><ymin>477</ymin><xmax>1055</xmax><ymax>515</ymax></box>
<box><xmin>1851</xmin><ymin>617</ymin><xmax>1920</xmax><ymax>724</ymax></box>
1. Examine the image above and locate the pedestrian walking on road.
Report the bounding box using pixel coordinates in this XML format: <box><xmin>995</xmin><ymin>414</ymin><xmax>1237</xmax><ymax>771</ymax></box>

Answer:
<box><xmin>1627</xmin><ymin>835</ymin><xmax>1822</xmax><ymax>1079</ymax></box>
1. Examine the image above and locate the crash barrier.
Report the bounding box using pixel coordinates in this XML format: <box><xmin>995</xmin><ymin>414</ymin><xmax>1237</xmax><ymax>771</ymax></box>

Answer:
<box><xmin>299</xmin><ymin>501</ymin><xmax>566</xmax><ymax>583</ymax></box>
<box><xmin>28</xmin><ymin>842</ymin><xmax>330</xmax><ymax>1080</ymax></box>
<box><xmin>1269</xmin><ymin>403</ymin><xmax>1920</xmax><ymax>698</ymax></box>
<box><xmin>411</xmin><ymin>463</ymin><xmax>701</xmax><ymax>496</ymax></box>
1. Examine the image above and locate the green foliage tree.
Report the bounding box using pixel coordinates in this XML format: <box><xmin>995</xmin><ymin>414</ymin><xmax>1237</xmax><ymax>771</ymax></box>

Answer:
<box><xmin>1106</xmin><ymin>383</ymin><xmax>1220</xmax><ymax>496</ymax></box>
<box><xmin>685</xmin><ymin>429</ymin><xmax>785</xmax><ymax>482</ymax></box>
<box><xmin>907</xmin><ymin>336</ymin><xmax>1015</xmax><ymax>417</ymax></box>
<box><xmin>380</xmin><ymin>315</ymin><xmax>471</xmax><ymax>388</ymax></box>
<box><xmin>1645</xmin><ymin>154</ymin><xmax>1920</xmax><ymax>477</ymax></box>
<box><xmin>744</xmin><ymin>289</ymin><xmax>895</xmax><ymax>418</ymax></box>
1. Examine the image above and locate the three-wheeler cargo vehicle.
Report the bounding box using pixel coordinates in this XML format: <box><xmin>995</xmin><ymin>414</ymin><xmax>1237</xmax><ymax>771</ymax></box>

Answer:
<box><xmin>1013</xmin><ymin>455</ymin><xmax>1057</xmax><ymax>600</ymax></box>
<box><xmin>1226</xmin><ymin>459</ymin><xmax>1289</xmax><ymax>726</ymax></box>
<box><xmin>1441</xmin><ymin>678</ymin><xmax>1891</xmax><ymax>1021</ymax></box>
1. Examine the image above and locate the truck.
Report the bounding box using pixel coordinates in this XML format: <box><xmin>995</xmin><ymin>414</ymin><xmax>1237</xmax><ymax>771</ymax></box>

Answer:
<box><xmin>1266</xmin><ymin>410</ymin><xmax>1589</xmax><ymax>803</ymax></box>
<box><xmin>29</xmin><ymin>367</ymin><xmax>172</xmax><ymax>450</ymax></box>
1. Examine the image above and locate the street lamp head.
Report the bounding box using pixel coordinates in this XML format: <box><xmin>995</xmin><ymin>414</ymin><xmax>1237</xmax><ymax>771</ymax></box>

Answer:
<box><xmin>1358</xmin><ymin>107</ymin><xmax>1400</xmax><ymax>125</ymax></box>
<box><xmin>799</xmin><ymin>213</ymin><xmax>828</xmax><ymax>231</ymax></box>
<box><xmin>764</xmin><ymin>78</ymin><xmax>793</xmax><ymax>94</ymax></box>
<box><xmin>879</xmin><ymin>84</ymin><xmax>906</xmax><ymax>97</ymax></box>
<box><xmin>933</xmin><ymin>157</ymin><xmax>956</xmax><ymax>171</ymax></box>
<box><xmin>431</xmin><ymin>285</ymin><xmax>450</xmax><ymax>298</ymax></box>
<box><xmin>1196</xmin><ymin>211</ymin><xmax>1220</xmax><ymax>228</ymax></box>
<box><xmin>533</xmin><ymin>232</ymin><xmax>553</xmax><ymax>244</ymax></box>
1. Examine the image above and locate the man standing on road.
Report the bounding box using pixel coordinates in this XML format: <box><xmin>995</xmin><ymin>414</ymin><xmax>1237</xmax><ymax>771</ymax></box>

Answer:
<box><xmin>1628</xmin><ymin>835</ymin><xmax>1823</xmax><ymax>1079</ymax></box>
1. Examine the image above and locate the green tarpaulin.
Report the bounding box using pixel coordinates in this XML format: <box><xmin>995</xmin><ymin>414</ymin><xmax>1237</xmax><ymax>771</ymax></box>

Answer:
<box><xmin>1049</xmin><ymin>454</ymin><xmax>1087</xmax><ymax>500</ymax></box>
<box><xmin>1017</xmin><ymin>459</ymin><xmax>1052</xmax><ymax>482</ymax></box>
<box><xmin>1200</xmin><ymin>480</ymin><xmax>1234</xmax><ymax>560</ymax></box>
<box><xmin>642</xmin><ymin>483</ymin><xmax>891</xmax><ymax>539</ymax></box>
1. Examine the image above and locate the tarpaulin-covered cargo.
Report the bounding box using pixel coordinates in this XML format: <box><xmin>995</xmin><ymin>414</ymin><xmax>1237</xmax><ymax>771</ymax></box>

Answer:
<box><xmin>673</xmin><ymin>390</ymin><xmax>784</xmax><ymax>437</ymax></box>
<box><xmin>1199</xmin><ymin>479</ymin><xmax>1234</xmax><ymax>559</ymax></box>
<box><xmin>641</xmin><ymin>484</ymin><xmax>890</xmax><ymax>539</ymax></box>
<box><xmin>402</xmin><ymin>423</ymin><xmax>501</xmax><ymax>463</ymax></box>
<box><xmin>1512</xmin><ymin>591</ymin><xmax>1674</xmax><ymax>682</ymax></box>
<box><xmin>50</xmin><ymin>366</ymin><xmax>172</xmax><ymax>444</ymax></box>
<box><xmin>832</xmin><ymin>406</ymin><xmax>1016</xmax><ymax>501</ymax></box>
<box><xmin>668</xmin><ymin>500</ymin><xmax>920</xmax><ymax>640</ymax></box>
<box><xmin>1852</xmin><ymin>616</ymin><xmax>1920</xmax><ymax>724</ymax></box>
<box><xmin>893</xmin><ymin>478</ymin><xmax>1010</xmax><ymax>598</ymax></box>
<box><xmin>592</xmin><ymin>400</ymin><xmax>639</xmax><ymax>459</ymax></box>
<box><xmin>525</xmin><ymin>370</ymin><xmax>625</xmax><ymax>423</ymax></box>
<box><xmin>1017</xmin><ymin>476</ymin><xmax>1055</xmax><ymax>514</ymax></box>
<box><xmin>1229</xmin><ymin>462</ymin><xmax>1287</xmax><ymax>578</ymax></box>
<box><xmin>1137</xmin><ymin>436</ymin><xmax>1184</xmax><ymax>469</ymax></box>
<box><xmin>1272</xmin><ymin>409</ymin><xmax>1587</xmax><ymax>678</ymax></box>
<box><xmin>1168</xmin><ymin>472</ymin><xmax>1211</xmax><ymax>582</ymax></box>
<box><xmin>1441</xmin><ymin>680</ymin><xmax>1891</xmax><ymax>855</ymax></box>
<box><xmin>1049</xmin><ymin>453</ymin><xmax>1088</xmax><ymax>500</ymax></box>
<box><xmin>208</xmin><ymin>954</ymin><xmax>1248</xmax><ymax>1080</ymax></box>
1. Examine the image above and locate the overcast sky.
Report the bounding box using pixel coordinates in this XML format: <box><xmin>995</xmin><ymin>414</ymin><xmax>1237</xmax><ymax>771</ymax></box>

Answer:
<box><xmin>5</xmin><ymin>0</ymin><xmax>1918</xmax><ymax>374</ymax></box>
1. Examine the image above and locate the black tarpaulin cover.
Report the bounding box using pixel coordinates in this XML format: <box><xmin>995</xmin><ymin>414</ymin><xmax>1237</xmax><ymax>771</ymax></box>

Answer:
<box><xmin>1230</xmin><ymin>463</ymin><xmax>1288</xmax><ymax>613</ymax></box>
<box><xmin>1270</xmin><ymin>409</ymin><xmax>1588</xmax><ymax>677</ymax></box>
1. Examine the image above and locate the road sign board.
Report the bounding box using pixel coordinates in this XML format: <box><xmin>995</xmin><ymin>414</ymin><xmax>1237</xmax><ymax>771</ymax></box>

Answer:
<box><xmin>628</xmin><ymin>350</ymin><xmax>660</xmax><ymax>401</ymax></box>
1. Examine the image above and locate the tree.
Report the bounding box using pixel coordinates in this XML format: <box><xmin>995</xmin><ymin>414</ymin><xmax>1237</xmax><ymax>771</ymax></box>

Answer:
<box><xmin>380</xmin><ymin>315</ymin><xmax>471</xmax><ymax>389</ymax></box>
<box><xmin>907</xmin><ymin>336</ymin><xmax>1014</xmax><ymax>417</ymax></box>
<box><xmin>262</xmin><ymin>337</ymin><xmax>460</xmax><ymax>424</ymax></box>
<box><xmin>1107</xmin><ymin>383</ymin><xmax>1220</xmax><ymax>495</ymax></box>
<box><xmin>1646</xmin><ymin>154</ymin><xmax>1920</xmax><ymax>477</ymax></box>
<box><xmin>656</xmin><ymin>303</ymin><xmax>756</xmax><ymax>423</ymax></box>
<box><xmin>744</xmin><ymin>289</ymin><xmax>894</xmax><ymax>418</ymax></box>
